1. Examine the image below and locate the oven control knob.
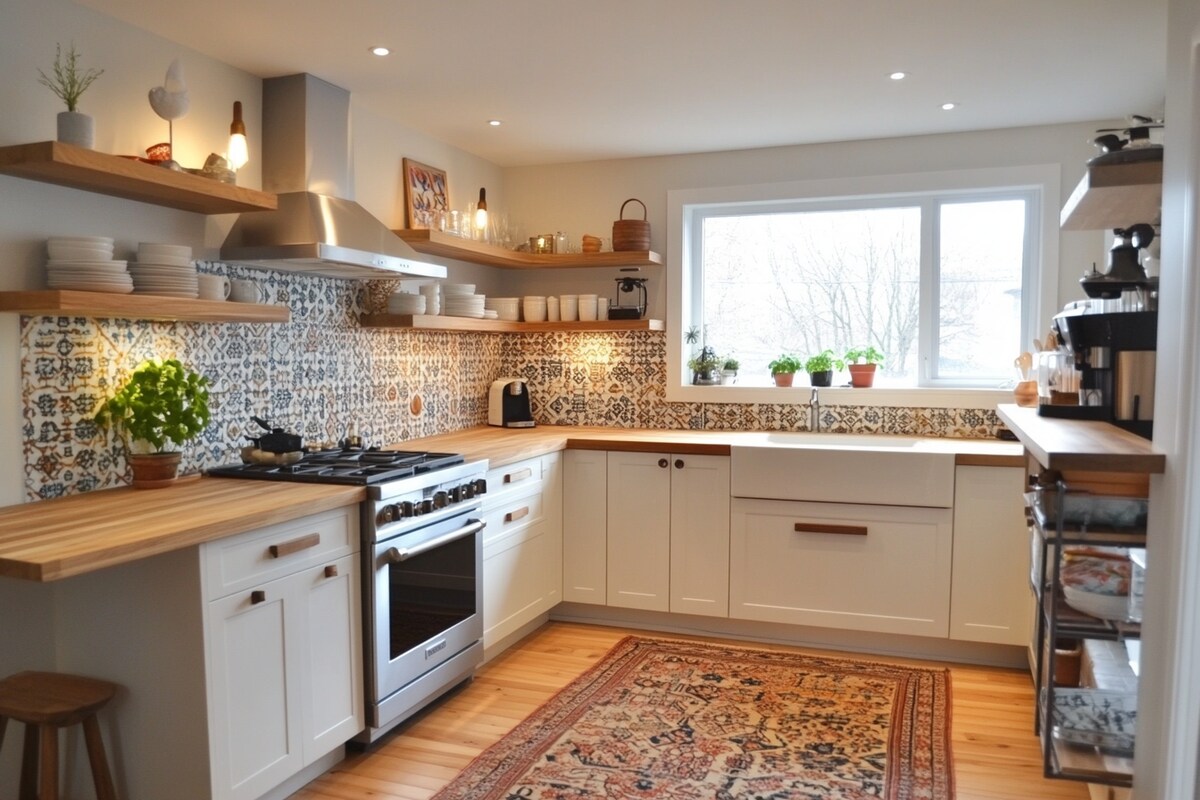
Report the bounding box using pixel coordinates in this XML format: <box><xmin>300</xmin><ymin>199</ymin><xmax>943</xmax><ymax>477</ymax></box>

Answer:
<box><xmin>460</xmin><ymin>482</ymin><xmax>475</xmax><ymax>499</ymax></box>
<box><xmin>448</xmin><ymin>485</ymin><xmax>462</xmax><ymax>503</ymax></box>
<box><xmin>376</xmin><ymin>506</ymin><xmax>396</xmax><ymax>526</ymax></box>
<box><xmin>399</xmin><ymin>501</ymin><xmax>415</xmax><ymax>518</ymax></box>
<box><xmin>433</xmin><ymin>491</ymin><xmax>449</xmax><ymax>509</ymax></box>
<box><xmin>418</xmin><ymin>499</ymin><xmax>434</xmax><ymax>515</ymax></box>
<box><xmin>473</xmin><ymin>478</ymin><xmax>488</xmax><ymax>496</ymax></box>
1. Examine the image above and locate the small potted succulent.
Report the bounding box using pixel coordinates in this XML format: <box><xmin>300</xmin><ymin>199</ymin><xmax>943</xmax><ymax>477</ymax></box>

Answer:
<box><xmin>768</xmin><ymin>354</ymin><xmax>804</xmax><ymax>387</ymax></box>
<box><xmin>804</xmin><ymin>350</ymin><xmax>844</xmax><ymax>387</ymax></box>
<box><xmin>38</xmin><ymin>42</ymin><xmax>104</xmax><ymax>149</ymax></box>
<box><xmin>93</xmin><ymin>358</ymin><xmax>212</xmax><ymax>488</ymax></box>
<box><xmin>844</xmin><ymin>345</ymin><xmax>885</xmax><ymax>388</ymax></box>
<box><xmin>720</xmin><ymin>357</ymin><xmax>740</xmax><ymax>385</ymax></box>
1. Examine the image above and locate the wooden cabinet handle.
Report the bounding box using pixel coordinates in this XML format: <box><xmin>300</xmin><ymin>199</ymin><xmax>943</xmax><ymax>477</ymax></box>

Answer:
<box><xmin>505</xmin><ymin>506</ymin><xmax>530</xmax><ymax>523</ymax></box>
<box><xmin>323</xmin><ymin>564</ymin><xmax>339</xmax><ymax>578</ymax></box>
<box><xmin>269</xmin><ymin>532</ymin><xmax>321</xmax><ymax>558</ymax></box>
<box><xmin>793</xmin><ymin>522</ymin><xmax>869</xmax><ymax>536</ymax></box>
<box><xmin>658</xmin><ymin>458</ymin><xmax>669</xmax><ymax>468</ymax></box>
<box><xmin>250</xmin><ymin>590</ymin><xmax>266</xmax><ymax>604</ymax></box>
<box><xmin>504</xmin><ymin>467</ymin><xmax>533</xmax><ymax>483</ymax></box>
<box><xmin>674</xmin><ymin>459</ymin><xmax>684</xmax><ymax>469</ymax></box>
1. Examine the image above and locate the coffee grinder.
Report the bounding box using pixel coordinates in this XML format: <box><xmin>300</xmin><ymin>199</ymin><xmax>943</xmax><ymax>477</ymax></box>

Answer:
<box><xmin>608</xmin><ymin>269</ymin><xmax>648</xmax><ymax>320</ymax></box>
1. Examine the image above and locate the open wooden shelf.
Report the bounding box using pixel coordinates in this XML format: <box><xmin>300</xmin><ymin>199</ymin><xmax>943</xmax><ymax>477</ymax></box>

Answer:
<box><xmin>0</xmin><ymin>141</ymin><xmax>277</xmax><ymax>214</ymax></box>
<box><xmin>0</xmin><ymin>290</ymin><xmax>290</xmax><ymax>323</ymax></box>
<box><xmin>394</xmin><ymin>229</ymin><xmax>662</xmax><ymax>269</ymax></box>
<box><xmin>359</xmin><ymin>313</ymin><xmax>664</xmax><ymax>333</ymax></box>
<box><xmin>1060</xmin><ymin>158</ymin><xmax>1163</xmax><ymax>231</ymax></box>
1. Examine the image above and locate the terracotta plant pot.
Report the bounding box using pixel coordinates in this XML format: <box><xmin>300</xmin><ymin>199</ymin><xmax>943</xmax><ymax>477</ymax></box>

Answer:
<box><xmin>809</xmin><ymin>370</ymin><xmax>833</xmax><ymax>387</ymax></box>
<box><xmin>847</xmin><ymin>363</ymin><xmax>877</xmax><ymax>388</ymax></box>
<box><xmin>128</xmin><ymin>452</ymin><xmax>182</xmax><ymax>489</ymax></box>
<box><xmin>773</xmin><ymin>372</ymin><xmax>795</xmax><ymax>387</ymax></box>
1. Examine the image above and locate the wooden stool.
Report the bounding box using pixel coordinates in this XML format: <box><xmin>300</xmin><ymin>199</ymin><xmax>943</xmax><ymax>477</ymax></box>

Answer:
<box><xmin>0</xmin><ymin>671</ymin><xmax>118</xmax><ymax>800</ymax></box>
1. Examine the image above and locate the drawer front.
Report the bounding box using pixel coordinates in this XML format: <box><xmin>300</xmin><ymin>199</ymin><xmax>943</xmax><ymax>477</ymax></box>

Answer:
<box><xmin>729</xmin><ymin>498</ymin><xmax>952</xmax><ymax>637</ymax></box>
<box><xmin>485</xmin><ymin>457</ymin><xmax>547</xmax><ymax>507</ymax></box>
<box><xmin>202</xmin><ymin>507</ymin><xmax>358</xmax><ymax>600</ymax></box>
<box><xmin>482</xmin><ymin>489</ymin><xmax>546</xmax><ymax>552</ymax></box>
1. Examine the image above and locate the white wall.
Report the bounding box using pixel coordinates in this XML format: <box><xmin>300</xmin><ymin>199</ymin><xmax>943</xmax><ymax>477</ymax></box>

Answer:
<box><xmin>500</xmin><ymin>121</ymin><xmax>1117</xmax><ymax>323</ymax></box>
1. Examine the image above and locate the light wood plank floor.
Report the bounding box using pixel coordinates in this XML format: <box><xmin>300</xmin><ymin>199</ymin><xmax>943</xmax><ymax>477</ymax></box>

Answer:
<box><xmin>288</xmin><ymin>621</ymin><xmax>1089</xmax><ymax>800</ymax></box>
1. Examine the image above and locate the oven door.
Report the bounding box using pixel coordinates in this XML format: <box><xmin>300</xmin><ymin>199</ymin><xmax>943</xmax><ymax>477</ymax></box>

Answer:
<box><xmin>369</xmin><ymin>508</ymin><xmax>484</xmax><ymax>704</ymax></box>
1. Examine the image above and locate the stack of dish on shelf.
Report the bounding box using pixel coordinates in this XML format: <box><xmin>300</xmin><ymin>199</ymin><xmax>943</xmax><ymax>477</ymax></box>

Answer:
<box><xmin>386</xmin><ymin>291</ymin><xmax>426</xmax><ymax>315</ymax></box>
<box><xmin>1061</xmin><ymin>547</ymin><xmax>1136</xmax><ymax>621</ymax></box>
<box><xmin>484</xmin><ymin>296</ymin><xmax>520</xmax><ymax>321</ymax></box>
<box><xmin>442</xmin><ymin>283</ymin><xmax>487</xmax><ymax>318</ymax></box>
<box><xmin>44</xmin><ymin>236</ymin><xmax>133</xmax><ymax>293</ymax></box>
<box><xmin>130</xmin><ymin>243</ymin><xmax>198</xmax><ymax>298</ymax></box>
<box><xmin>419</xmin><ymin>283</ymin><xmax>441</xmax><ymax>316</ymax></box>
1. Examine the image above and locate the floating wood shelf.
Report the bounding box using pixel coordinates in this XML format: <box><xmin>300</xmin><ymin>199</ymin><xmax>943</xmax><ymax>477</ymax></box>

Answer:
<box><xmin>0</xmin><ymin>141</ymin><xmax>277</xmax><ymax>214</ymax></box>
<box><xmin>0</xmin><ymin>290</ymin><xmax>290</xmax><ymax>323</ymax></box>
<box><xmin>1060</xmin><ymin>159</ymin><xmax>1163</xmax><ymax>231</ymax></box>
<box><xmin>394</xmin><ymin>229</ymin><xmax>661</xmax><ymax>269</ymax></box>
<box><xmin>359</xmin><ymin>313</ymin><xmax>664</xmax><ymax>333</ymax></box>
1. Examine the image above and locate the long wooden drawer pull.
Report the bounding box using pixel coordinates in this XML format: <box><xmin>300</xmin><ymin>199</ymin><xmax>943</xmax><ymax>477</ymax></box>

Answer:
<box><xmin>505</xmin><ymin>506</ymin><xmax>530</xmax><ymax>523</ymax></box>
<box><xmin>250</xmin><ymin>590</ymin><xmax>266</xmax><ymax>604</ymax></box>
<box><xmin>504</xmin><ymin>468</ymin><xmax>533</xmax><ymax>483</ymax></box>
<box><xmin>269</xmin><ymin>532</ymin><xmax>321</xmax><ymax>558</ymax></box>
<box><xmin>793</xmin><ymin>522</ymin><xmax>869</xmax><ymax>536</ymax></box>
<box><xmin>324</xmin><ymin>565</ymin><xmax>339</xmax><ymax>578</ymax></box>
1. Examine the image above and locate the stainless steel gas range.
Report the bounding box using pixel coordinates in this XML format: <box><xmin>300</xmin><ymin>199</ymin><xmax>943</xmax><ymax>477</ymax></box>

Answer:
<box><xmin>208</xmin><ymin>448</ymin><xmax>488</xmax><ymax>743</ymax></box>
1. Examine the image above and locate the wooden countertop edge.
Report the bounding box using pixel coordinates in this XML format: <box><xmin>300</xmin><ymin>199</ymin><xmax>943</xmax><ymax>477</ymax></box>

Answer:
<box><xmin>996</xmin><ymin>404</ymin><xmax>1166</xmax><ymax>473</ymax></box>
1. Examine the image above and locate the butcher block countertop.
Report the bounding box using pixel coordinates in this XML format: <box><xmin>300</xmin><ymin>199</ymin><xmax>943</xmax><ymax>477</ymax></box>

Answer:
<box><xmin>0</xmin><ymin>426</ymin><xmax>1020</xmax><ymax>583</ymax></box>
<box><xmin>996</xmin><ymin>404</ymin><xmax>1166</xmax><ymax>473</ymax></box>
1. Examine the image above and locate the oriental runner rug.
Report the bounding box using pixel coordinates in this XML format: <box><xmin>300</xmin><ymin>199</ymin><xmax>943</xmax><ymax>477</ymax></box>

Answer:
<box><xmin>433</xmin><ymin>635</ymin><xmax>954</xmax><ymax>800</ymax></box>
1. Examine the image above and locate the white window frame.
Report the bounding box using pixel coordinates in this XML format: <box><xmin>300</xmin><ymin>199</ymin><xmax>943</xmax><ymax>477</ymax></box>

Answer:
<box><xmin>666</xmin><ymin>165</ymin><xmax>1060</xmax><ymax>408</ymax></box>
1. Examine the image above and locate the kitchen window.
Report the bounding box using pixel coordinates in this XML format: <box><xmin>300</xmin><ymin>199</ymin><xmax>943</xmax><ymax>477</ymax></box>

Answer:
<box><xmin>666</xmin><ymin>166</ymin><xmax>1060</xmax><ymax>406</ymax></box>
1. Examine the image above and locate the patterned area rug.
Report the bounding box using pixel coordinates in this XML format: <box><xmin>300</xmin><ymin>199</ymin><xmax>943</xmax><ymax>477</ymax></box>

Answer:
<box><xmin>434</xmin><ymin>636</ymin><xmax>954</xmax><ymax>800</ymax></box>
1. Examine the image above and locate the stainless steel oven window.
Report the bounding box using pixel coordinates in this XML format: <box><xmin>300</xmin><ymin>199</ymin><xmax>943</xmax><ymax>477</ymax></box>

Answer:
<box><xmin>384</xmin><ymin>526</ymin><xmax>478</xmax><ymax>659</ymax></box>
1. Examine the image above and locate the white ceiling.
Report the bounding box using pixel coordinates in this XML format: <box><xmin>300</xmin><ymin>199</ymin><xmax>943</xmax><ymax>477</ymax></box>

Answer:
<box><xmin>75</xmin><ymin>0</ymin><xmax>1168</xmax><ymax>167</ymax></box>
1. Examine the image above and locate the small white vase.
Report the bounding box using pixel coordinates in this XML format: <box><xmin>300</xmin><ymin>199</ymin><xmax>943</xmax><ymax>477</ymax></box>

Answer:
<box><xmin>57</xmin><ymin>111</ymin><xmax>94</xmax><ymax>149</ymax></box>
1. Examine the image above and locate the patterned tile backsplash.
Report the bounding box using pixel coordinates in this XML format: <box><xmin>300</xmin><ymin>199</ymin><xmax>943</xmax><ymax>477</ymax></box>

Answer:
<box><xmin>19</xmin><ymin>265</ymin><xmax>1003</xmax><ymax>501</ymax></box>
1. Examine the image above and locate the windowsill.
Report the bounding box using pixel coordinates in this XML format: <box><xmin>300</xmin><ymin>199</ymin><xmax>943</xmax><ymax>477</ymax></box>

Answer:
<box><xmin>666</xmin><ymin>384</ymin><xmax>1014</xmax><ymax>409</ymax></box>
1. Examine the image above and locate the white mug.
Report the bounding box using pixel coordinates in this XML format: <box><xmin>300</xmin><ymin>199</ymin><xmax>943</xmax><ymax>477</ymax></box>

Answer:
<box><xmin>197</xmin><ymin>274</ymin><xmax>231</xmax><ymax>301</ymax></box>
<box><xmin>559</xmin><ymin>294</ymin><xmax>579</xmax><ymax>322</ymax></box>
<box><xmin>578</xmin><ymin>294</ymin><xmax>598</xmax><ymax>321</ymax></box>
<box><xmin>597</xmin><ymin>297</ymin><xmax>609</xmax><ymax>319</ymax></box>
<box><xmin>230</xmin><ymin>278</ymin><xmax>266</xmax><ymax>303</ymax></box>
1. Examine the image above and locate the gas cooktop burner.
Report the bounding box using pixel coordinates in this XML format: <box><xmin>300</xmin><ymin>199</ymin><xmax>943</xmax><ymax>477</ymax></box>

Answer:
<box><xmin>206</xmin><ymin>448</ymin><xmax>465</xmax><ymax>485</ymax></box>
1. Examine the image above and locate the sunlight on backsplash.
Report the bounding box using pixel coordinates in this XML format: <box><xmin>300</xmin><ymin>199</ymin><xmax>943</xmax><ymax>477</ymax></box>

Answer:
<box><xmin>19</xmin><ymin>265</ymin><xmax>1002</xmax><ymax>500</ymax></box>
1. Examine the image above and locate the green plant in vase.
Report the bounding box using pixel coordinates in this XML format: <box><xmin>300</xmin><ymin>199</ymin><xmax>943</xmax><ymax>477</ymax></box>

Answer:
<box><xmin>768</xmin><ymin>354</ymin><xmax>803</xmax><ymax>387</ymax></box>
<box><xmin>804</xmin><ymin>350</ymin><xmax>844</xmax><ymax>387</ymax></box>
<box><xmin>38</xmin><ymin>42</ymin><xmax>104</xmax><ymax>148</ymax></box>
<box><xmin>844</xmin><ymin>345</ymin><xmax>885</xmax><ymax>387</ymax></box>
<box><xmin>721</xmin><ymin>357</ymin><xmax>740</xmax><ymax>385</ymax></box>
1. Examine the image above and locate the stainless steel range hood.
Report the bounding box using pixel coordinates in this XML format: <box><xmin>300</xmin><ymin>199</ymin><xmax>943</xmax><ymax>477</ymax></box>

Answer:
<box><xmin>220</xmin><ymin>74</ymin><xmax>446</xmax><ymax>280</ymax></box>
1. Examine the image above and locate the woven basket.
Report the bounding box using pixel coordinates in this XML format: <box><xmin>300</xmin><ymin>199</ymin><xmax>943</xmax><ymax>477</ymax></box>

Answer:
<box><xmin>612</xmin><ymin>198</ymin><xmax>650</xmax><ymax>251</ymax></box>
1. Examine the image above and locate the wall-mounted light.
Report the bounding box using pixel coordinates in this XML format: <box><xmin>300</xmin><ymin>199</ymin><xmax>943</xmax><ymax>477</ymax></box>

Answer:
<box><xmin>474</xmin><ymin>187</ymin><xmax>488</xmax><ymax>230</ymax></box>
<box><xmin>227</xmin><ymin>100</ymin><xmax>248</xmax><ymax>171</ymax></box>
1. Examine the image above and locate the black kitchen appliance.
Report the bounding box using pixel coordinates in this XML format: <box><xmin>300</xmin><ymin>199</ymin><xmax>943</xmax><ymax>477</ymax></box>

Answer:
<box><xmin>609</xmin><ymin>272</ymin><xmax>648</xmax><ymax>320</ymax></box>
<box><xmin>488</xmin><ymin>378</ymin><xmax>534</xmax><ymax>428</ymax></box>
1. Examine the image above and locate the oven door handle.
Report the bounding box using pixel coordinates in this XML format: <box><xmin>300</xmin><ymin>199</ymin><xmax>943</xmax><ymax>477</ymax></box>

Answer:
<box><xmin>384</xmin><ymin>518</ymin><xmax>486</xmax><ymax>563</ymax></box>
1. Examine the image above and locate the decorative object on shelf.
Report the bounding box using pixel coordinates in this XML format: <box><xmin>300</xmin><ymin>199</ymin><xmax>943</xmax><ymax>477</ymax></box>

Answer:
<box><xmin>529</xmin><ymin>234</ymin><xmax>555</xmax><ymax>254</ymax></box>
<box><xmin>721</xmin><ymin>357</ymin><xmax>740</xmax><ymax>385</ymax></box>
<box><xmin>844</xmin><ymin>345</ymin><xmax>884</xmax><ymax>387</ymax></box>
<box><xmin>612</xmin><ymin>198</ymin><xmax>650</xmax><ymax>251</ymax></box>
<box><xmin>402</xmin><ymin>158</ymin><xmax>448</xmax><ymax>229</ymax></box>
<box><xmin>581</xmin><ymin>234</ymin><xmax>602</xmax><ymax>253</ymax></box>
<box><xmin>147</xmin><ymin>58</ymin><xmax>189</xmax><ymax>171</ymax></box>
<box><xmin>226</xmin><ymin>100</ymin><xmax>248</xmax><ymax>173</ymax></box>
<box><xmin>474</xmin><ymin>187</ymin><xmax>488</xmax><ymax>232</ymax></box>
<box><xmin>685</xmin><ymin>325</ymin><xmax>720</xmax><ymax>385</ymax></box>
<box><xmin>38</xmin><ymin>42</ymin><xmax>104</xmax><ymax>149</ymax></box>
<box><xmin>92</xmin><ymin>357</ymin><xmax>211</xmax><ymax>489</ymax></box>
<box><xmin>769</xmin><ymin>354</ymin><xmax>803</xmax><ymax>387</ymax></box>
<box><xmin>362</xmin><ymin>279</ymin><xmax>402</xmax><ymax>313</ymax></box>
<box><xmin>804</xmin><ymin>350</ymin><xmax>844</xmax><ymax>387</ymax></box>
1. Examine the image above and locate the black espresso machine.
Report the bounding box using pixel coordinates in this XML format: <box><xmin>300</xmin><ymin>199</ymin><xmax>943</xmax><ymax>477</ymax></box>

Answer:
<box><xmin>1041</xmin><ymin>225</ymin><xmax>1158</xmax><ymax>440</ymax></box>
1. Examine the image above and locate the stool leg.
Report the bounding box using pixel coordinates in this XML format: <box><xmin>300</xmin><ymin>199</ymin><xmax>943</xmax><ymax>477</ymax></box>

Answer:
<box><xmin>19</xmin><ymin>723</ymin><xmax>38</xmax><ymax>800</ymax></box>
<box><xmin>82</xmin><ymin>715</ymin><xmax>117</xmax><ymax>800</ymax></box>
<box><xmin>39</xmin><ymin>724</ymin><xmax>57</xmax><ymax>800</ymax></box>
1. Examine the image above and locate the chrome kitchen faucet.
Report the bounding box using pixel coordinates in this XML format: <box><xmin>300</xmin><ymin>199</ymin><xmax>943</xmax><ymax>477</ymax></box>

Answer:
<box><xmin>809</xmin><ymin>388</ymin><xmax>821</xmax><ymax>433</ymax></box>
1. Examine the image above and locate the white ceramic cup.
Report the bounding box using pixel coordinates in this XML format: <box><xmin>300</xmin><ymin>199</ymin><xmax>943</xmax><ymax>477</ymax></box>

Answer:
<box><xmin>559</xmin><ymin>294</ymin><xmax>579</xmax><ymax>322</ymax></box>
<box><xmin>546</xmin><ymin>296</ymin><xmax>561</xmax><ymax>322</ymax></box>
<box><xmin>578</xmin><ymin>293</ymin><xmax>598</xmax><ymax>321</ymax></box>
<box><xmin>197</xmin><ymin>274</ymin><xmax>231</xmax><ymax>301</ymax></box>
<box><xmin>522</xmin><ymin>296</ymin><xmax>547</xmax><ymax>322</ymax></box>
<box><xmin>597</xmin><ymin>297</ymin><xmax>609</xmax><ymax>319</ymax></box>
<box><xmin>230</xmin><ymin>278</ymin><xmax>265</xmax><ymax>303</ymax></box>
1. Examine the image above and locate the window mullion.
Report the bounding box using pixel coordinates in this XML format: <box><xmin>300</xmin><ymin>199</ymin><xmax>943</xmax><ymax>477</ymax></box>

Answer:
<box><xmin>918</xmin><ymin>198</ymin><xmax>938</xmax><ymax>386</ymax></box>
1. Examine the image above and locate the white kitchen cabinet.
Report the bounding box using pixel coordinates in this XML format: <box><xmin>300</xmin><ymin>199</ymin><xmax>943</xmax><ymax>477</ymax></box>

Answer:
<box><xmin>203</xmin><ymin>507</ymin><xmax>362</xmax><ymax>800</ymax></box>
<box><xmin>606</xmin><ymin>452</ymin><xmax>673</xmax><ymax>611</ymax></box>
<box><xmin>562</xmin><ymin>450</ymin><xmax>609</xmax><ymax>604</ymax></box>
<box><xmin>482</xmin><ymin>453</ymin><xmax>563</xmax><ymax>649</ymax></box>
<box><xmin>669</xmin><ymin>454</ymin><xmax>731</xmax><ymax>616</ymax></box>
<box><xmin>949</xmin><ymin>465</ymin><xmax>1033</xmax><ymax>646</ymax></box>
<box><xmin>729</xmin><ymin>498</ymin><xmax>953</xmax><ymax>637</ymax></box>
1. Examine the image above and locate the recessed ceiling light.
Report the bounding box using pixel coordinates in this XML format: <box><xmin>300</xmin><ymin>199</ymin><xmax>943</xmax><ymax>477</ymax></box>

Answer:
<box><xmin>369</xmin><ymin>46</ymin><xmax>391</xmax><ymax>57</ymax></box>
<box><xmin>488</xmin><ymin>119</ymin><xmax>502</xmax><ymax>127</ymax></box>
<box><xmin>941</xmin><ymin>102</ymin><xmax>957</xmax><ymax>111</ymax></box>
<box><xmin>889</xmin><ymin>71</ymin><xmax>907</xmax><ymax>81</ymax></box>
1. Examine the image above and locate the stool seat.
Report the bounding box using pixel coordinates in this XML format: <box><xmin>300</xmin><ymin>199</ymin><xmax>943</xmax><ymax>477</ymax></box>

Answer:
<box><xmin>0</xmin><ymin>671</ymin><xmax>119</xmax><ymax>800</ymax></box>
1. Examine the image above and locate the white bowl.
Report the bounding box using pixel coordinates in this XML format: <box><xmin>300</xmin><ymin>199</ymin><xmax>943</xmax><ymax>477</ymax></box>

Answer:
<box><xmin>138</xmin><ymin>242</ymin><xmax>192</xmax><ymax>260</ymax></box>
<box><xmin>442</xmin><ymin>283</ymin><xmax>476</xmax><ymax>295</ymax></box>
<box><xmin>136</xmin><ymin>255</ymin><xmax>194</xmax><ymax>268</ymax></box>
<box><xmin>48</xmin><ymin>236</ymin><xmax>114</xmax><ymax>246</ymax></box>
<box><xmin>47</xmin><ymin>244</ymin><xmax>114</xmax><ymax>261</ymax></box>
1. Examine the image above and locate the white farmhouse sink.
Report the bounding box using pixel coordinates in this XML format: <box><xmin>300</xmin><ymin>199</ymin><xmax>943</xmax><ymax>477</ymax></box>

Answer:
<box><xmin>730</xmin><ymin>433</ymin><xmax>955</xmax><ymax>507</ymax></box>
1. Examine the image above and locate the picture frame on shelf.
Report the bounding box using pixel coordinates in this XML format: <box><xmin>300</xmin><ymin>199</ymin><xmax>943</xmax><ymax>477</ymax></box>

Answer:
<box><xmin>402</xmin><ymin>158</ymin><xmax>448</xmax><ymax>229</ymax></box>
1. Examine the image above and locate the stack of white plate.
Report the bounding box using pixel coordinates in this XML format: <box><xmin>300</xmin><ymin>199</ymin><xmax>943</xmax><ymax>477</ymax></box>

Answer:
<box><xmin>484</xmin><ymin>296</ymin><xmax>520</xmax><ymax>321</ymax></box>
<box><xmin>443</xmin><ymin>293</ymin><xmax>487</xmax><ymax>318</ymax></box>
<box><xmin>45</xmin><ymin>236</ymin><xmax>134</xmax><ymax>293</ymax></box>
<box><xmin>442</xmin><ymin>283</ymin><xmax>475</xmax><ymax>297</ymax></box>
<box><xmin>130</xmin><ymin>242</ymin><xmax>198</xmax><ymax>298</ymax></box>
<box><xmin>387</xmin><ymin>292</ymin><xmax>426</xmax><ymax>315</ymax></box>
<box><xmin>419</xmin><ymin>283</ymin><xmax>441</xmax><ymax>316</ymax></box>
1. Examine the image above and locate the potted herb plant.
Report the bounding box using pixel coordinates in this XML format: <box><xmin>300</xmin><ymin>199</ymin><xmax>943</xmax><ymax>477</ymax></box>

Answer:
<box><xmin>688</xmin><ymin>345</ymin><xmax>722</xmax><ymax>385</ymax></box>
<box><xmin>804</xmin><ymin>350</ymin><xmax>844</xmax><ymax>387</ymax></box>
<box><xmin>38</xmin><ymin>42</ymin><xmax>104</xmax><ymax>149</ymax></box>
<box><xmin>720</xmin><ymin>357</ymin><xmax>740</xmax><ymax>385</ymax></box>
<box><xmin>844</xmin><ymin>345</ymin><xmax>885</xmax><ymax>388</ymax></box>
<box><xmin>93</xmin><ymin>358</ymin><xmax>212</xmax><ymax>488</ymax></box>
<box><xmin>768</xmin><ymin>354</ymin><xmax>803</xmax><ymax>387</ymax></box>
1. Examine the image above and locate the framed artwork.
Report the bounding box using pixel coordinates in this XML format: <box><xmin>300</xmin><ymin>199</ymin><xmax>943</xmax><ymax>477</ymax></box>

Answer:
<box><xmin>402</xmin><ymin>158</ymin><xmax>449</xmax><ymax>229</ymax></box>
